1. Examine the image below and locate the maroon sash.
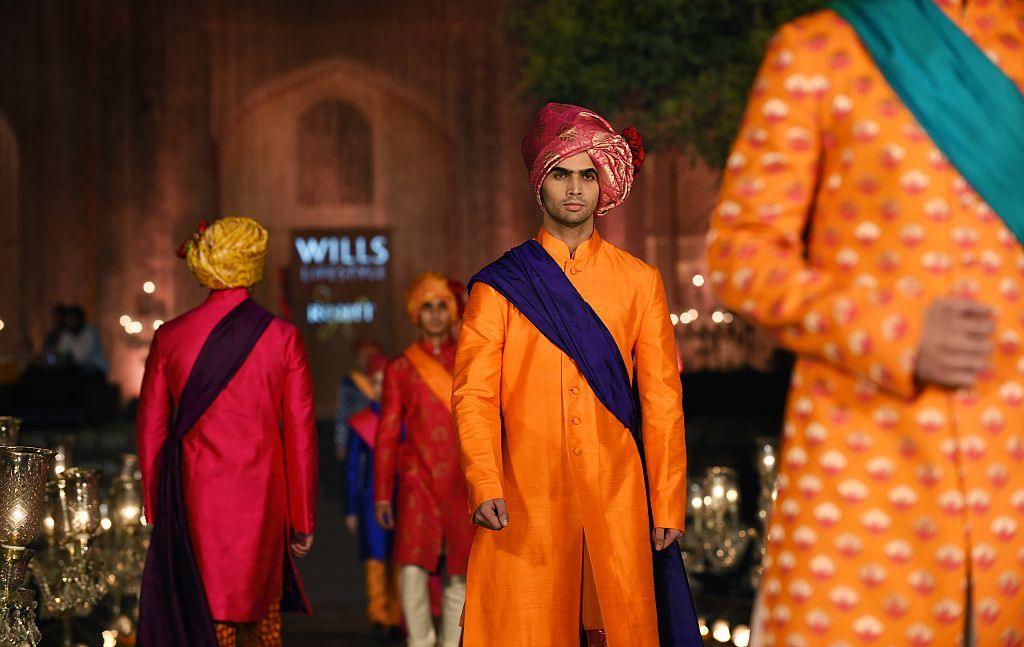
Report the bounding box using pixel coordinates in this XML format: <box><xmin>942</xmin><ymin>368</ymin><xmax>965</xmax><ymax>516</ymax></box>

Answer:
<box><xmin>138</xmin><ymin>299</ymin><xmax>274</xmax><ymax>647</ymax></box>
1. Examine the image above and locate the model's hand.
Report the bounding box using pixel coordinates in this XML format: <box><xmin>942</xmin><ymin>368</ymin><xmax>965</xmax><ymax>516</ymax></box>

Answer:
<box><xmin>345</xmin><ymin>514</ymin><xmax>359</xmax><ymax>536</ymax></box>
<box><xmin>335</xmin><ymin>447</ymin><xmax>348</xmax><ymax>462</ymax></box>
<box><xmin>375</xmin><ymin>501</ymin><xmax>395</xmax><ymax>530</ymax></box>
<box><xmin>652</xmin><ymin>528</ymin><xmax>683</xmax><ymax>551</ymax></box>
<box><xmin>473</xmin><ymin>498</ymin><xmax>508</xmax><ymax>531</ymax></box>
<box><xmin>291</xmin><ymin>532</ymin><xmax>314</xmax><ymax>558</ymax></box>
<box><xmin>916</xmin><ymin>298</ymin><xmax>995</xmax><ymax>389</ymax></box>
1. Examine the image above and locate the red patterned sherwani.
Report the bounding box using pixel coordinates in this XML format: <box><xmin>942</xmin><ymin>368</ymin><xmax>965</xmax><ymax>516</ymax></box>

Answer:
<box><xmin>373</xmin><ymin>338</ymin><xmax>475</xmax><ymax>574</ymax></box>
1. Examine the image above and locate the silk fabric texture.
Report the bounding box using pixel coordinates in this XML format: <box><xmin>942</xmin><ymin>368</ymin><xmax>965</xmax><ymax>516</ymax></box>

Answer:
<box><xmin>453</xmin><ymin>228</ymin><xmax>686</xmax><ymax>646</ymax></box>
<box><xmin>521</xmin><ymin>103</ymin><xmax>637</xmax><ymax>216</ymax></box>
<box><xmin>137</xmin><ymin>288</ymin><xmax>318</xmax><ymax>622</ymax></box>
<box><xmin>832</xmin><ymin>0</ymin><xmax>1024</xmax><ymax>244</ymax></box>
<box><xmin>185</xmin><ymin>217</ymin><xmax>268</xmax><ymax>290</ymax></box>
<box><xmin>708</xmin><ymin>2</ymin><xmax>1024</xmax><ymax>644</ymax></box>
<box><xmin>373</xmin><ymin>339</ymin><xmax>475</xmax><ymax>574</ymax></box>
<box><xmin>468</xmin><ymin>238</ymin><xmax>700</xmax><ymax>646</ymax></box>
<box><xmin>140</xmin><ymin>298</ymin><xmax>274</xmax><ymax>647</ymax></box>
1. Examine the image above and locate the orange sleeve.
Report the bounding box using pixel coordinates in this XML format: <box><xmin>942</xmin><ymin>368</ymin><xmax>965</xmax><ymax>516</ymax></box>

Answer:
<box><xmin>452</xmin><ymin>282</ymin><xmax>507</xmax><ymax>511</ymax></box>
<box><xmin>707</xmin><ymin>19</ymin><xmax>922</xmax><ymax>399</ymax></box>
<box><xmin>136</xmin><ymin>330</ymin><xmax>171</xmax><ymax>524</ymax></box>
<box><xmin>635</xmin><ymin>267</ymin><xmax>687</xmax><ymax>531</ymax></box>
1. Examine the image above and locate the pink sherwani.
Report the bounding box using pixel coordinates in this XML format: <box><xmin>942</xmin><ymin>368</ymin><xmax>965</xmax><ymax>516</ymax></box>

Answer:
<box><xmin>137</xmin><ymin>288</ymin><xmax>318</xmax><ymax>622</ymax></box>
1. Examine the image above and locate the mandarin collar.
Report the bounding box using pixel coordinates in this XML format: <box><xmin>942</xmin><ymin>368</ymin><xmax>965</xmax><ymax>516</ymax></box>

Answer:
<box><xmin>536</xmin><ymin>225</ymin><xmax>603</xmax><ymax>266</ymax></box>
<box><xmin>205</xmin><ymin>287</ymin><xmax>250</xmax><ymax>306</ymax></box>
<box><xmin>418</xmin><ymin>336</ymin><xmax>455</xmax><ymax>356</ymax></box>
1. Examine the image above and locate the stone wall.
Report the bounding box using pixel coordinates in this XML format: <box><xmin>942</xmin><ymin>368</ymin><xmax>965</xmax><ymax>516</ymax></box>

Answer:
<box><xmin>0</xmin><ymin>0</ymin><xmax>720</xmax><ymax>413</ymax></box>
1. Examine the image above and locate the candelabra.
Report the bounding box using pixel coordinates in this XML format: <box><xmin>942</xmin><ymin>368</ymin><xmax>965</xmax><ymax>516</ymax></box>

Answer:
<box><xmin>696</xmin><ymin>467</ymin><xmax>752</xmax><ymax>575</ymax></box>
<box><xmin>0</xmin><ymin>419</ymin><xmax>20</xmax><ymax>448</ymax></box>
<box><xmin>0</xmin><ymin>445</ymin><xmax>55</xmax><ymax>647</ymax></box>
<box><xmin>32</xmin><ymin>468</ymin><xmax>109</xmax><ymax>646</ymax></box>
<box><xmin>119</xmin><ymin>281</ymin><xmax>166</xmax><ymax>348</ymax></box>
<box><xmin>96</xmin><ymin>455</ymin><xmax>149</xmax><ymax>644</ymax></box>
<box><xmin>681</xmin><ymin>480</ymin><xmax>706</xmax><ymax>576</ymax></box>
<box><xmin>749</xmin><ymin>439</ymin><xmax>778</xmax><ymax>589</ymax></box>
<box><xmin>48</xmin><ymin>437</ymin><xmax>74</xmax><ymax>480</ymax></box>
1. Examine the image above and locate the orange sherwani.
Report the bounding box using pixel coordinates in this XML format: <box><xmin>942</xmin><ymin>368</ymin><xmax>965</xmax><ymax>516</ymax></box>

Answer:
<box><xmin>708</xmin><ymin>2</ymin><xmax>1024</xmax><ymax>645</ymax></box>
<box><xmin>453</xmin><ymin>227</ymin><xmax>687</xmax><ymax>646</ymax></box>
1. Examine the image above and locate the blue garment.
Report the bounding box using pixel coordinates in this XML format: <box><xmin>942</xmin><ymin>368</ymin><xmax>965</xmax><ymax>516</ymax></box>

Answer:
<box><xmin>335</xmin><ymin>376</ymin><xmax>373</xmax><ymax>454</ymax></box>
<box><xmin>832</xmin><ymin>0</ymin><xmax>1024</xmax><ymax>244</ymax></box>
<box><xmin>469</xmin><ymin>240</ymin><xmax>701</xmax><ymax>647</ymax></box>
<box><xmin>344</xmin><ymin>403</ymin><xmax>391</xmax><ymax>561</ymax></box>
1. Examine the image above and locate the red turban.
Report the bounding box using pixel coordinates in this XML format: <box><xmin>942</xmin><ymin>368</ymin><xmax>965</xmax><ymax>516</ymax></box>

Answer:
<box><xmin>521</xmin><ymin>103</ymin><xmax>645</xmax><ymax>217</ymax></box>
<box><xmin>365</xmin><ymin>353</ymin><xmax>389</xmax><ymax>376</ymax></box>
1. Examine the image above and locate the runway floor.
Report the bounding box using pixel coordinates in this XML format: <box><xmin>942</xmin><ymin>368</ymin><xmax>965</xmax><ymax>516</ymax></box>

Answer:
<box><xmin>284</xmin><ymin>460</ymin><xmax>390</xmax><ymax>646</ymax></box>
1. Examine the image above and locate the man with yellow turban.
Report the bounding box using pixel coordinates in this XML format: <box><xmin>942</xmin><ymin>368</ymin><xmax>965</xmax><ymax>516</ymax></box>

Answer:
<box><xmin>452</xmin><ymin>103</ymin><xmax>699</xmax><ymax>646</ymax></box>
<box><xmin>373</xmin><ymin>272</ymin><xmax>475</xmax><ymax>647</ymax></box>
<box><xmin>137</xmin><ymin>217</ymin><xmax>318</xmax><ymax>647</ymax></box>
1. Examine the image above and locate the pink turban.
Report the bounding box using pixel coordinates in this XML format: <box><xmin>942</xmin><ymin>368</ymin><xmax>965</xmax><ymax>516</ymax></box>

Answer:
<box><xmin>521</xmin><ymin>103</ymin><xmax>645</xmax><ymax>217</ymax></box>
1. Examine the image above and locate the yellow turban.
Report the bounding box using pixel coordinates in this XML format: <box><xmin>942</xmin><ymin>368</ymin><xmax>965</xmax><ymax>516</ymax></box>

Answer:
<box><xmin>185</xmin><ymin>217</ymin><xmax>269</xmax><ymax>290</ymax></box>
<box><xmin>405</xmin><ymin>272</ymin><xmax>459</xmax><ymax>324</ymax></box>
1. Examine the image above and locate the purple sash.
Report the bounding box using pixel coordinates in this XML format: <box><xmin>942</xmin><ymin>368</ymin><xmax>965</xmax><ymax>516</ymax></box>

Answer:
<box><xmin>469</xmin><ymin>240</ymin><xmax>701</xmax><ymax>647</ymax></box>
<box><xmin>138</xmin><ymin>298</ymin><xmax>275</xmax><ymax>647</ymax></box>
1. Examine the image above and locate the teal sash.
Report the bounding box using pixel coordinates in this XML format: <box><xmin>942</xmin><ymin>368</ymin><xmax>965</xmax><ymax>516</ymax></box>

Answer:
<box><xmin>832</xmin><ymin>0</ymin><xmax>1024</xmax><ymax>244</ymax></box>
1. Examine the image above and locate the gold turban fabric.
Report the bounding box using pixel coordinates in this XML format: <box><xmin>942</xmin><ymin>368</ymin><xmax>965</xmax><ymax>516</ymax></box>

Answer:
<box><xmin>405</xmin><ymin>272</ymin><xmax>460</xmax><ymax>324</ymax></box>
<box><xmin>185</xmin><ymin>217</ymin><xmax>269</xmax><ymax>290</ymax></box>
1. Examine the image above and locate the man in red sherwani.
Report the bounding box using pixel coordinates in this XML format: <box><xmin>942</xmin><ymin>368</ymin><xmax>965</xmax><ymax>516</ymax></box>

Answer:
<box><xmin>374</xmin><ymin>272</ymin><xmax>475</xmax><ymax>647</ymax></box>
<box><xmin>137</xmin><ymin>217</ymin><xmax>318</xmax><ymax>647</ymax></box>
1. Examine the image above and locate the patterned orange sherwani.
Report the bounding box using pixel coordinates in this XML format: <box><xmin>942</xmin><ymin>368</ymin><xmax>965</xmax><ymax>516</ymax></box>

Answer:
<box><xmin>708</xmin><ymin>2</ymin><xmax>1024</xmax><ymax>645</ymax></box>
<box><xmin>453</xmin><ymin>227</ymin><xmax>687</xmax><ymax>646</ymax></box>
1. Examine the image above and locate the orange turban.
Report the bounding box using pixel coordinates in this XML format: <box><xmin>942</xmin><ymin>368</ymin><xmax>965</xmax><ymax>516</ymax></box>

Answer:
<box><xmin>405</xmin><ymin>272</ymin><xmax>460</xmax><ymax>324</ymax></box>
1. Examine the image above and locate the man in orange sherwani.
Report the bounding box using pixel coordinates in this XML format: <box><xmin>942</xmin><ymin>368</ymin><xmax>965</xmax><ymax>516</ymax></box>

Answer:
<box><xmin>453</xmin><ymin>104</ymin><xmax>697</xmax><ymax>646</ymax></box>
<box><xmin>708</xmin><ymin>1</ymin><xmax>1024</xmax><ymax>644</ymax></box>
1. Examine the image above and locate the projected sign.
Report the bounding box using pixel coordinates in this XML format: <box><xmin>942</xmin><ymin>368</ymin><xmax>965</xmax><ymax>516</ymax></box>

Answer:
<box><xmin>288</xmin><ymin>228</ymin><xmax>395</xmax><ymax>418</ymax></box>
<box><xmin>294</xmin><ymin>234</ymin><xmax>390</xmax><ymax>283</ymax></box>
<box><xmin>290</xmin><ymin>229</ymin><xmax>392</xmax><ymax>327</ymax></box>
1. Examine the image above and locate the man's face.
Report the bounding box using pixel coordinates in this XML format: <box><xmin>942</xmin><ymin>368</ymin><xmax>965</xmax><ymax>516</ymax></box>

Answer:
<box><xmin>418</xmin><ymin>298</ymin><xmax>453</xmax><ymax>337</ymax></box>
<box><xmin>370</xmin><ymin>370</ymin><xmax>384</xmax><ymax>399</ymax></box>
<box><xmin>540</xmin><ymin>151</ymin><xmax>600</xmax><ymax>226</ymax></box>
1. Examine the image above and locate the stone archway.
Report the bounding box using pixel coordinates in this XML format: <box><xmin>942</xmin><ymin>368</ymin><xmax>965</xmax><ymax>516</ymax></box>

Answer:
<box><xmin>0</xmin><ymin>114</ymin><xmax>20</xmax><ymax>358</ymax></box>
<box><xmin>220</xmin><ymin>56</ymin><xmax>452</xmax><ymax>296</ymax></box>
<box><xmin>219</xmin><ymin>57</ymin><xmax>453</xmax><ymax>416</ymax></box>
